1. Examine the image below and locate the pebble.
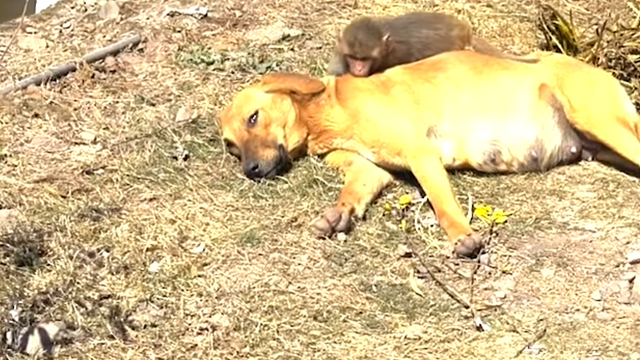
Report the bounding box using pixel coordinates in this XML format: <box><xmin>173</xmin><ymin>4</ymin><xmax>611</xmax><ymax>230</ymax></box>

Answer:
<box><xmin>175</xmin><ymin>106</ymin><xmax>195</xmax><ymax>122</ymax></box>
<box><xmin>633</xmin><ymin>276</ymin><xmax>640</xmax><ymax>298</ymax></box>
<box><xmin>336</xmin><ymin>232</ymin><xmax>347</xmax><ymax>242</ymax></box>
<box><xmin>0</xmin><ymin>209</ymin><xmax>22</xmax><ymax>231</ymax></box>
<box><xmin>590</xmin><ymin>290</ymin><xmax>603</xmax><ymax>301</ymax></box>
<box><xmin>628</xmin><ymin>250</ymin><xmax>640</xmax><ymax>265</ymax></box>
<box><xmin>148</xmin><ymin>261</ymin><xmax>161</xmax><ymax>273</ymax></box>
<box><xmin>622</xmin><ymin>272</ymin><xmax>636</xmax><ymax>282</ymax></box>
<box><xmin>619</xmin><ymin>289</ymin><xmax>633</xmax><ymax>305</ymax></box>
<box><xmin>479</xmin><ymin>253</ymin><xmax>491</xmax><ymax>266</ymax></box>
<box><xmin>396</xmin><ymin>244</ymin><xmax>413</xmax><ymax>258</ymax></box>
<box><xmin>595</xmin><ymin>312</ymin><xmax>614</xmax><ymax>322</ymax></box>
<box><xmin>540</xmin><ymin>268</ymin><xmax>555</xmax><ymax>278</ymax></box>
<box><xmin>495</xmin><ymin>291</ymin><xmax>506</xmax><ymax>299</ymax></box>
<box><xmin>80</xmin><ymin>130</ymin><xmax>97</xmax><ymax>143</ymax></box>
<box><xmin>98</xmin><ymin>1</ymin><xmax>119</xmax><ymax>20</ymax></box>
<box><xmin>16</xmin><ymin>35</ymin><xmax>47</xmax><ymax>50</ymax></box>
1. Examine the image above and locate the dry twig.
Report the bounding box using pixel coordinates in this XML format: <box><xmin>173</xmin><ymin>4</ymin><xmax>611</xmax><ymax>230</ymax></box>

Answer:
<box><xmin>0</xmin><ymin>33</ymin><xmax>142</xmax><ymax>96</ymax></box>
<box><xmin>513</xmin><ymin>326</ymin><xmax>548</xmax><ymax>358</ymax></box>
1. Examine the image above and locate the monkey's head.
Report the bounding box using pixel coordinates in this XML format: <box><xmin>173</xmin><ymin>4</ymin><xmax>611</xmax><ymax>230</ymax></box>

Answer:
<box><xmin>219</xmin><ymin>73</ymin><xmax>326</xmax><ymax>180</ymax></box>
<box><xmin>339</xmin><ymin>17</ymin><xmax>391</xmax><ymax>77</ymax></box>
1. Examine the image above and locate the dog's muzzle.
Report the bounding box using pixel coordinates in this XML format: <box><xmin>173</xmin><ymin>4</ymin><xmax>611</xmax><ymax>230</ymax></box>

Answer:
<box><xmin>242</xmin><ymin>145</ymin><xmax>288</xmax><ymax>180</ymax></box>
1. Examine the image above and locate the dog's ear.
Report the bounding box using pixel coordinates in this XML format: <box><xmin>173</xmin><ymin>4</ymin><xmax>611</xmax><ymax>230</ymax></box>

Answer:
<box><xmin>260</xmin><ymin>73</ymin><xmax>326</xmax><ymax>97</ymax></box>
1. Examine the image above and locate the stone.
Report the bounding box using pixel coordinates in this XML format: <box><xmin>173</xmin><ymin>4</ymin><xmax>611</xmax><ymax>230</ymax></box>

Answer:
<box><xmin>97</xmin><ymin>1</ymin><xmax>119</xmax><ymax>20</ymax></box>
<box><xmin>396</xmin><ymin>244</ymin><xmax>413</xmax><ymax>258</ymax></box>
<box><xmin>595</xmin><ymin>312</ymin><xmax>613</xmax><ymax>322</ymax></box>
<box><xmin>590</xmin><ymin>290</ymin><xmax>603</xmax><ymax>301</ymax></box>
<box><xmin>79</xmin><ymin>130</ymin><xmax>97</xmax><ymax>143</ymax></box>
<box><xmin>627</xmin><ymin>250</ymin><xmax>640</xmax><ymax>265</ymax></box>
<box><xmin>16</xmin><ymin>35</ymin><xmax>47</xmax><ymax>50</ymax></box>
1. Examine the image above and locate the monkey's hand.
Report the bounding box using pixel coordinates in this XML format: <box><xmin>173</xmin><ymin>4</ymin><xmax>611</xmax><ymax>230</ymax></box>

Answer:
<box><xmin>310</xmin><ymin>207</ymin><xmax>351</xmax><ymax>238</ymax></box>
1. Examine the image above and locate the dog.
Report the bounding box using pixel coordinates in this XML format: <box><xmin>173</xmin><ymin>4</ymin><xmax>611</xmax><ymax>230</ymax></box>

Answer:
<box><xmin>218</xmin><ymin>49</ymin><xmax>640</xmax><ymax>258</ymax></box>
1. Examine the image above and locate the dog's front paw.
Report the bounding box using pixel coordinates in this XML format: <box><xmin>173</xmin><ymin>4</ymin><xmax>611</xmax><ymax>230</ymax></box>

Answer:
<box><xmin>310</xmin><ymin>207</ymin><xmax>351</xmax><ymax>238</ymax></box>
<box><xmin>453</xmin><ymin>233</ymin><xmax>484</xmax><ymax>258</ymax></box>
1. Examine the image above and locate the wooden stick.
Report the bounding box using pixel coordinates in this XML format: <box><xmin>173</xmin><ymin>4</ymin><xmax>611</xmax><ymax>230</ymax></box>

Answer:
<box><xmin>0</xmin><ymin>33</ymin><xmax>142</xmax><ymax>96</ymax></box>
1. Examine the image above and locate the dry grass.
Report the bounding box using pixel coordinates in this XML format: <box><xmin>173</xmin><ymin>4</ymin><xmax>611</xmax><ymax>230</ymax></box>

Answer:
<box><xmin>1</xmin><ymin>0</ymin><xmax>640</xmax><ymax>359</ymax></box>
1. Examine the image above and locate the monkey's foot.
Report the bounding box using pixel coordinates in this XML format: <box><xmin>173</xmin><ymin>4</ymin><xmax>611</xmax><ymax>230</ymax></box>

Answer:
<box><xmin>310</xmin><ymin>207</ymin><xmax>351</xmax><ymax>238</ymax></box>
<box><xmin>453</xmin><ymin>233</ymin><xmax>484</xmax><ymax>258</ymax></box>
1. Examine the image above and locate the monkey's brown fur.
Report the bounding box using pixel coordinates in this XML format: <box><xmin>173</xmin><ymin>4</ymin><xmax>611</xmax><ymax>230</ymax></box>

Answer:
<box><xmin>220</xmin><ymin>50</ymin><xmax>640</xmax><ymax>258</ymax></box>
<box><xmin>328</xmin><ymin>11</ymin><xmax>537</xmax><ymax>77</ymax></box>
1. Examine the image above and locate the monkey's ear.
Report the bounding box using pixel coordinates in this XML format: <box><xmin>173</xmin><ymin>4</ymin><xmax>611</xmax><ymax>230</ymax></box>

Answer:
<box><xmin>260</xmin><ymin>73</ymin><xmax>326</xmax><ymax>97</ymax></box>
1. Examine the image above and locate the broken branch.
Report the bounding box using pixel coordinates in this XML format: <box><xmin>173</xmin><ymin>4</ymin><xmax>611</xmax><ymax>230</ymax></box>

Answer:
<box><xmin>0</xmin><ymin>33</ymin><xmax>142</xmax><ymax>96</ymax></box>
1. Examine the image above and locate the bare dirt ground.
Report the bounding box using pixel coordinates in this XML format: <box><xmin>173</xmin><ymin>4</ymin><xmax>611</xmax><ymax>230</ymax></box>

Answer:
<box><xmin>1</xmin><ymin>0</ymin><xmax>639</xmax><ymax>359</ymax></box>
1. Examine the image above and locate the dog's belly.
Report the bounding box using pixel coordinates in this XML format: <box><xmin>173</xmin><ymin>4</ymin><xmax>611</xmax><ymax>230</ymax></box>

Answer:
<box><xmin>429</xmin><ymin>116</ymin><xmax>584</xmax><ymax>173</ymax></box>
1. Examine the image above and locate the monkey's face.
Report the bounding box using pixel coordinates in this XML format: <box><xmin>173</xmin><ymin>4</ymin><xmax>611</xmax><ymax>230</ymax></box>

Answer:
<box><xmin>340</xmin><ymin>33</ymin><xmax>387</xmax><ymax>77</ymax></box>
<box><xmin>345</xmin><ymin>56</ymin><xmax>373</xmax><ymax>77</ymax></box>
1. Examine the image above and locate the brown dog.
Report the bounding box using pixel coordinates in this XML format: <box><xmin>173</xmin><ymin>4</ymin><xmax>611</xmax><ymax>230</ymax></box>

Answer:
<box><xmin>218</xmin><ymin>50</ymin><xmax>640</xmax><ymax>258</ymax></box>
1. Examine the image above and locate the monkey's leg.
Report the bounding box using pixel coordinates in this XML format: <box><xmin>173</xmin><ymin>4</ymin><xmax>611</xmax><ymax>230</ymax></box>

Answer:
<box><xmin>310</xmin><ymin>150</ymin><xmax>395</xmax><ymax>237</ymax></box>
<box><xmin>407</xmin><ymin>145</ymin><xmax>483</xmax><ymax>257</ymax></box>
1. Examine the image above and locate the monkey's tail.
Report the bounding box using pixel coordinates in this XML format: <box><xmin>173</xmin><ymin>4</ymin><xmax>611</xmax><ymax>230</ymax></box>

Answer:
<box><xmin>471</xmin><ymin>37</ymin><xmax>538</xmax><ymax>64</ymax></box>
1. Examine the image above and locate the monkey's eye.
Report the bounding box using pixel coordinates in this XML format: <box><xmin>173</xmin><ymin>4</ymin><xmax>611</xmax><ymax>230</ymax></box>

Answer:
<box><xmin>247</xmin><ymin>110</ymin><xmax>259</xmax><ymax>128</ymax></box>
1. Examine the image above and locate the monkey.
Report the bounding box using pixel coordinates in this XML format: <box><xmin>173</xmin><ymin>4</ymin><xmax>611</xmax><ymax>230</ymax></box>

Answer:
<box><xmin>327</xmin><ymin>11</ymin><xmax>537</xmax><ymax>77</ymax></box>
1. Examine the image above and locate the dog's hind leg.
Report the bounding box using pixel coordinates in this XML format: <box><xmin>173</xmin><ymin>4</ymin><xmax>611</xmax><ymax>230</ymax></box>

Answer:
<box><xmin>310</xmin><ymin>150</ymin><xmax>395</xmax><ymax>238</ymax></box>
<box><xmin>551</xmin><ymin>78</ymin><xmax>640</xmax><ymax>170</ymax></box>
<box><xmin>406</xmin><ymin>144</ymin><xmax>482</xmax><ymax>258</ymax></box>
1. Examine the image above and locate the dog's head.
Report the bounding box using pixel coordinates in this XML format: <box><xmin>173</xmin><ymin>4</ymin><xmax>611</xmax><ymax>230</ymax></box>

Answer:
<box><xmin>219</xmin><ymin>73</ymin><xmax>326</xmax><ymax>180</ymax></box>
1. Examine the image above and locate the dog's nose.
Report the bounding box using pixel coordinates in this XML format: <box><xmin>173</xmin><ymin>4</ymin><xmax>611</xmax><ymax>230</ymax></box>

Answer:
<box><xmin>243</xmin><ymin>160</ymin><xmax>262</xmax><ymax>178</ymax></box>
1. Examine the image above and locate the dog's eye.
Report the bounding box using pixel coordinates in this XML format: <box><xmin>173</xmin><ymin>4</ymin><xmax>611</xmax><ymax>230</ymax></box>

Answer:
<box><xmin>247</xmin><ymin>110</ymin><xmax>258</xmax><ymax>128</ymax></box>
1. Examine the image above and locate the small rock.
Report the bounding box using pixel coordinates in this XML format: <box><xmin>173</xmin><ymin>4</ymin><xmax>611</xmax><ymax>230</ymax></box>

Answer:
<box><xmin>97</xmin><ymin>1</ymin><xmax>119</xmax><ymax>20</ymax></box>
<box><xmin>336</xmin><ymin>232</ymin><xmax>347</xmax><ymax>242</ymax></box>
<box><xmin>0</xmin><ymin>209</ymin><xmax>23</xmax><ymax>231</ymax></box>
<box><xmin>495</xmin><ymin>291</ymin><xmax>506</xmax><ymax>299</ymax></box>
<box><xmin>479</xmin><ymin>253</ymin><xmax>491</xmax><ymax>266</ymax></box>
<box><xmin>148</xmin><ymin>261</ymin><xmax>161</xmax><ymax>273</ymax></box>
<box><xmin>628</xmin><ymin>250</ymin><xmax>640</xmax><ymax>265</ymax></box>
<box><xmin>595</xmin><ymin>312</ymin><xmax>614</xmax><ymax>322</ymax></box>
<box><xmin>211</xmin><ymin>313</ymin><xmax>231</xmax><ymax>331</ymax></box>
<box><xmin>16</xmin><ymin>35</ymin><xmax>47</xmax><ymax>50</ymax></box>
<box><xmin>61</xmin><ymin>21</ymin><xmax>72</xmax><ymax>29</ymax></box>
<box><xmin>24</xmin><ymin>27</ymin><xmax>38</xmax><ymax>34</ymax></box>
<box><xmin>304</xmin><ymin>40</ymin><xmax>322</xmax><ymax>49</ymax></box>
<box><xmin>190</xmin><ymin>243</ymin><xmax>205</xmax><ymax>254</ymax></box>
<box><xmin>619</xmin><ymin>289</ymin><xmax>633</xmax><ymax>304</ymax></box>
<box><xmin>396</xmin><ymin>244</ymin><xmax>413</xmax><ymax>258</ymax></box>
<box><xmin>175</xmin><ymin>106</ymin><xmax>195</xmax><ymax>122</ymax></box>
<box><xmin>618</xmin><ymin>280</ymin><xmax>631</xmax><ymax>291</ymax></box>
<box><xmin>415</xmin><ymin>265</ymin><xmax>428</xmax><ymax>275</ymax></box>
<box><xmin>104</xmin><ymin>56</ymin><xmax>118</xmax><ymax>71</ymax></box>
<box><xmin>632</xmin><ymin>275</ymin><xmax>640</xmax><ymax>298</ymax></box>
<box><xmin>540</xmin><ymin>268</ymin><xmax>555</xmax><ymax>278</ymax></box>
<box><xmin>79</xmin><ymin>130</ymin><xmax>97</xmax><ymax>143</ymax></box>
<box><xmin>590</xmin><ymin>290</ymin><xmax>602</xmax><ymax>301</ymax></box>
<box><xmin>622</xmin><ymin>272</ymin><xmax>636</xmax><ymax>282</ymax></box>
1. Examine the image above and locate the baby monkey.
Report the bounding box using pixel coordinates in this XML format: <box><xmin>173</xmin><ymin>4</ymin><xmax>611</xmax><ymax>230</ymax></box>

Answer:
<box><xmin>328</xmin><ymin>11</ymin><xmax>536</xmax><ymax>77</ymax></box>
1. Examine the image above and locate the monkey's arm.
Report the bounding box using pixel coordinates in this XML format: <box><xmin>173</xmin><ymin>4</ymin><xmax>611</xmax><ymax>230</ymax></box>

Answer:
<box><xmin>310</xmin><ymin>149</ymin><xmax>395</xmax><ymax>236</ymax></box>
<box><xmin>405</xmin><ymin>143</ymin><xmax>483</xmax><ymax>257</ymax></box>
